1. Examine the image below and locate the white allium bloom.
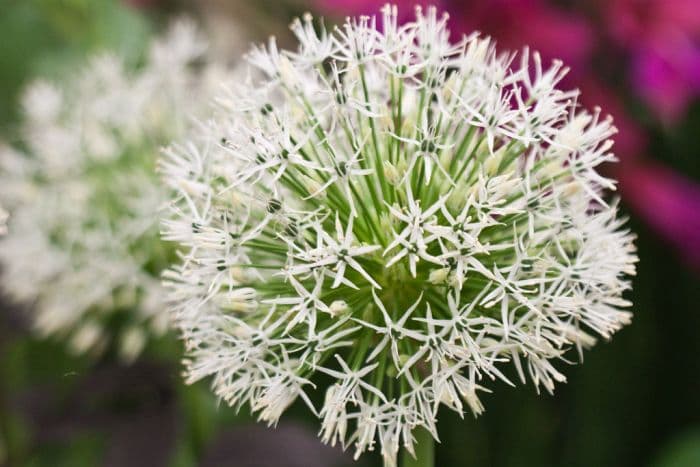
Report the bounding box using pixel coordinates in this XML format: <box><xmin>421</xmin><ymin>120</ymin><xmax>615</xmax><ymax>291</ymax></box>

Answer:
<box><xmin>0</xmin><ymin>20</ymin><xmax>230</xmax><ymax>360</ymax></box>
<box><xmin>162</xmin><ymin>6</ymin><xmax>637</xmax><ymax>465</ymax></box>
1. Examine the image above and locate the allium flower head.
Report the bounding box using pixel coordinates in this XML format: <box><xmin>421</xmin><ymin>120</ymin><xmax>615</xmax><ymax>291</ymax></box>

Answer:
<box><xmin>162</xmin><ymin>5</ymin><xmax>637</xmax><ymax>465</ymax></box>
<box><xmin>0</xmin><ymin>20</ymin><xmax>227</xmax><ymax>360</ymax></box>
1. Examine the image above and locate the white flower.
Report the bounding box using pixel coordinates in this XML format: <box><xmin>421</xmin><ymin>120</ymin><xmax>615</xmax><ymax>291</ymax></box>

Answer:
<box><xmin>162</xmin><ymin>5</ymin><xmax>637</xmax><ymax>465</ymax></box>
<box><xmin>0</xmin><ymin>20</ymin><xmax>229</xmax><ymax>358</ymax></box>
<box><xmin>285</xmin><ymin>214</ymin><xmax>382</xmax><ymax>289</ymax></box>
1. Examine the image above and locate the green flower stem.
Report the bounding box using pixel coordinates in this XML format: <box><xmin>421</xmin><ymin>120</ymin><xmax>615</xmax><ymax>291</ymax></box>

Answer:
<box><xmin>358</xmin><ymin>64</ymin><xmax>388</xmax><ymax>201</ymax></box>
<box><xmin>401</xmin><ymin>427</ymin><xmax>434</xmax><ymax>467</ymax></box>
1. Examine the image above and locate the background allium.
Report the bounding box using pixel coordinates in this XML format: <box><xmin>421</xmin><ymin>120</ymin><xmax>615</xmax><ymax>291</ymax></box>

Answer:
<box><xmin>162</xmin><ymin>6</ymin><xmax>637</xmax><ymax>465</ymax></box>
<box><xmin>0</xmin><ymin>20</ymin><xmax>228</xmax><ymax>360</ymax></box>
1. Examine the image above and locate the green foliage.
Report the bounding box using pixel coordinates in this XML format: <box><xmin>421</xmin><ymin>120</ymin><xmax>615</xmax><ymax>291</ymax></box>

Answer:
<box><xmin>0</xmin><ymin>0</ymin><xmax>150</xmax><ymax>130</ymax></box>
<box><xmin>653</xmin><ymin>429</ymin><xmax>700</xmax><ymax>467</ymax></box>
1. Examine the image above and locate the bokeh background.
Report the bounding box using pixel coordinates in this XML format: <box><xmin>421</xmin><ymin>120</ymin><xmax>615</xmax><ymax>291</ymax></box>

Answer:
<box><xmin>0</xmin><ymin>1</ymin><xmax>698</xmax><ymax>466</ymax></box>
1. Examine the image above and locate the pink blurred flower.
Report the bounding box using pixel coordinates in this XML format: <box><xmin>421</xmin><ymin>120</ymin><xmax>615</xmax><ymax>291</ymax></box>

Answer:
<box><xmin>606</xmin><ymin>0</ymin><xmax>700</xmax><ymax>123</ymax></box>
<box><xmin>447</xmin><ymin>0</ymin><xmax>594</xmax><ymax>71</ymax></box>
<box><xmin>606</xmin><ymin>0</ymin><xmax>700</xmax><ymax>49</ymax></box>
<box><xmin>631</xmin><ymin>42</ymin><xmax>700</xmax><ymax>124</ymax></box>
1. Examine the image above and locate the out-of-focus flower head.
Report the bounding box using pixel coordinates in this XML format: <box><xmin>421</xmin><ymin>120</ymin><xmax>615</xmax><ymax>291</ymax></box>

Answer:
<box><xmin>0</xmin><ymin>20</ymin><xmax>230</xmax><ymax>361</ymax></box>
<box><xmin>606</xmin><ymin>0</ymin><xmax>700</xmax><ymax>123</ymax></box>
<box><xmin>446</xmin><ymin>0</ymin><xmax>594</xmax><ymax>72</ymax></box>
<box><xmin>162</xmin><ymin>6</ymin><xmax>637</xmax><ymax>465</ymax></box>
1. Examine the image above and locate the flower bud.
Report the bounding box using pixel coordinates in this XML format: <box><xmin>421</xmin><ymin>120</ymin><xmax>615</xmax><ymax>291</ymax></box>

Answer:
<box><xmin>329</xmin><ymin>300</ymin><xmax>349</xmax><ymax>317</ymax></box>
<box><xmin>429</xmin><ymin>267</ymin><xmax>450</xmax><ymax>284</ymax></box>
<box><xmin>383</xmin><ymin>161</ymin><xmax>400</xmax><ymax>185</ymax></box>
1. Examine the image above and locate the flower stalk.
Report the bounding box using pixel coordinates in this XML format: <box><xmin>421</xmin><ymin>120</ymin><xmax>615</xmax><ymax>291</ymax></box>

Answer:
<box><xmin>402</xmin><ymin>428</ymin><xmax>434</xmax><ymax>467</ymax></box>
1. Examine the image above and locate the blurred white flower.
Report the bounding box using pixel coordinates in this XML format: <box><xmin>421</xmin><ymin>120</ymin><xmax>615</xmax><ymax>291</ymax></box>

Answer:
<box><xmin>0</xmin><ymin>19</ymin><xmax>231</xmax><ymax>359</ymax></box>
<box><xmin>162</xmin><ymin>5</ymin><xmax>637</xmax><ymax>465</ymax></box>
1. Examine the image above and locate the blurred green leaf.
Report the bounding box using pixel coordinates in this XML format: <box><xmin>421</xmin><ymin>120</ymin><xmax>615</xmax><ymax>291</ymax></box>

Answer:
<box><xmin>24</xmin><ymin>435</ymin><xmax>103</xmax><ymax>467</ymax></box>
<box><xmin>0</xmin><ymin>0</ymin><xmax>151</xmax><ymax>132</ymax></box>
<box><xmin>652</xmin><ymin>429</ymin><xmax>700</xmax><ymax>467</ymax></box>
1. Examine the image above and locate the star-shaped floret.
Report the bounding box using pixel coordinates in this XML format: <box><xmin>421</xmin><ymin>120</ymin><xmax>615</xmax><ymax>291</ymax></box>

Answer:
<box><xmin>384</xmin><ymin>183</ymin><xmax>448</xmax><ymax>276</ymax></box>
<box><xmin>353</xmin><ymin>289</ymin><xmax>424</xmax><ymax>369</ymax></box>
<box><xmin>287</xmin><ymin>214</ymin><xmax>381</xmax><ymax>289</ymax></box>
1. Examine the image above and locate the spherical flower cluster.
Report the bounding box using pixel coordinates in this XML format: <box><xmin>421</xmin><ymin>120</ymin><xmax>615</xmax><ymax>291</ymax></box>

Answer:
<box><xmin>0</xmin><ymin>20</ymin><xmax>228</xmax><ymax>360</ymax></box>
<box><xmin>162</xmin><ymin>6</ymin><xmax>637</xmax><ymax>465</ymax></box>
